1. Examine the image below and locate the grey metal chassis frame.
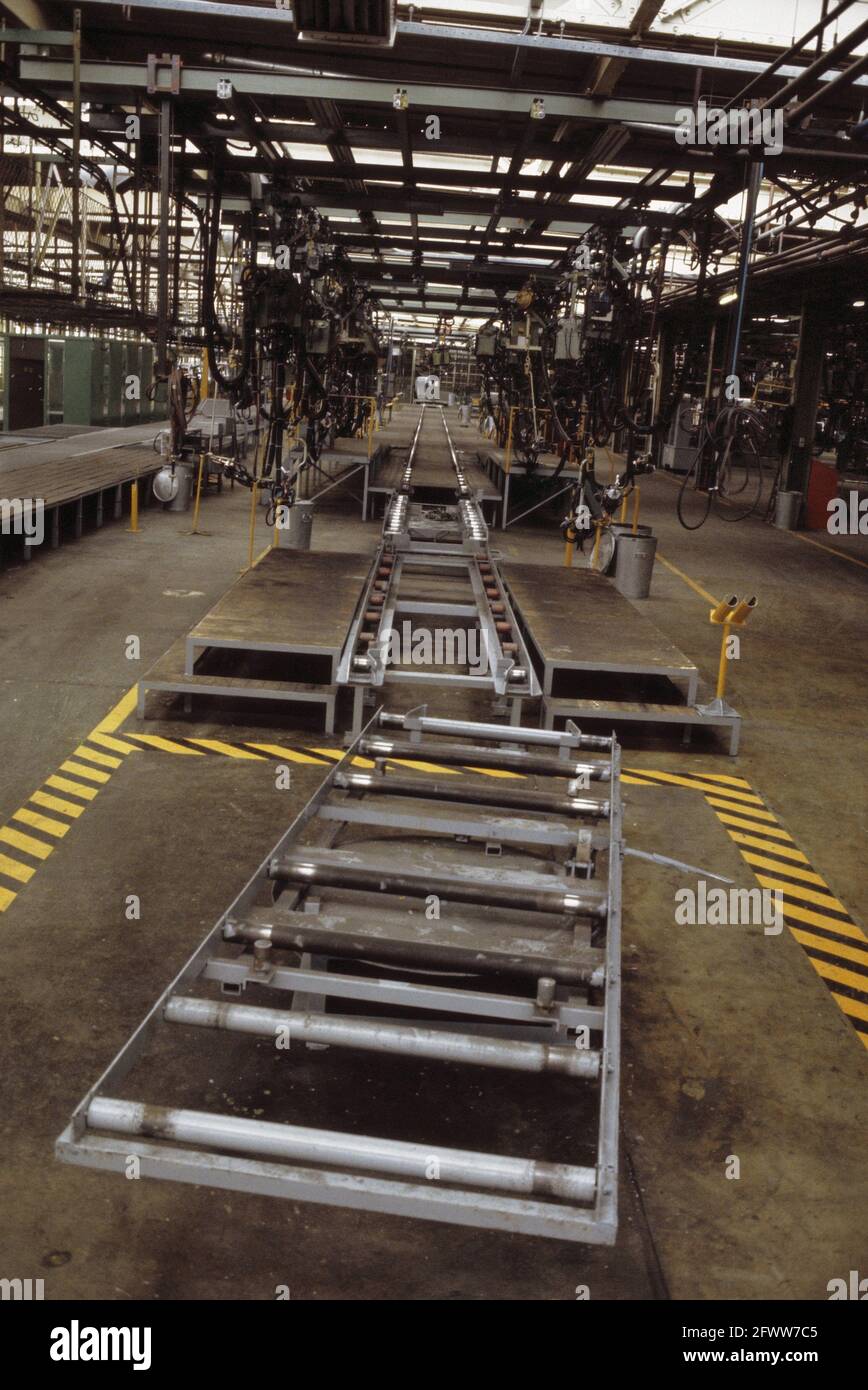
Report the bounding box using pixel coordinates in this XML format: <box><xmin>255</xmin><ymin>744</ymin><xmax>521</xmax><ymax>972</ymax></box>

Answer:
<box><xmin>56</xmin><ymin>710</ymin><xmax>623</xmax><ymax>1245</ymax></box>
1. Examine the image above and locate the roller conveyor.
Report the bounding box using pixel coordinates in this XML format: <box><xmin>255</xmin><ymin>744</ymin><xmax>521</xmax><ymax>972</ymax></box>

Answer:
<box><xmin>56</xmin><ymin>708</ymin><xmax>623</xmax><ymax>1245</ymax></box>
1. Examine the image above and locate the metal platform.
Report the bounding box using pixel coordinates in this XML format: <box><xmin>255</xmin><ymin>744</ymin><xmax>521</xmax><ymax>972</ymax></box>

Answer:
<box><xmin>503</xmin><ymin>562</ymin><xmax>699</xmax><ymax>699</ymax></box>
<box><xmin>57</xmin><ymin>709</ymin><xmax>623</xmax><ymax>1245</ymax></box>
<box><xmin>502</xmin><ymin>563</ymin><xmax>743</xmax><ymax>752</ymax></box>
<box><xmin>138</xmin><ymin>549</ymin><xmax>371</xmax><ymax>728</ymax></box>
<box><xmin>0</xmin><ymin>443</ymin><xmax>163</xmax><ymax>564</ymax></box>
<box><xmin>480</xmin><ymin>445</ymin><xmax>582</xmax><ymax>528</ymax></box>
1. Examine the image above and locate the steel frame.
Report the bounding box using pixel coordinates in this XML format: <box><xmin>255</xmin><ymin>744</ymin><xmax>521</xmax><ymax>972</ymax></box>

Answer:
<box><xmin>57</xmin><ymin>708</ymin><xmax>623</xmax><ymax>1244</ymax></box>
<box><xmin>338</xmin><ymin>405</ymin><xmax>541</xmax><ymax>718</ymax></box>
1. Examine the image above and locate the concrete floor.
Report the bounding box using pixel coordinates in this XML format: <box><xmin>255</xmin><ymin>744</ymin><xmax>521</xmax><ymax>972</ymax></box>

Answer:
<box><xmin>0</xmin><ymin>424</ymin><xmax>866</xmax><ymax>1300</ymax></box>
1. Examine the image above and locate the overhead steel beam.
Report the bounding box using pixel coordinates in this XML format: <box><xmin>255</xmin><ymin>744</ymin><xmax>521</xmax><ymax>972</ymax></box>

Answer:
<box><xmin>41</xmin><ymin>1</ymin><xmax>868</xmax><ymax>91</ymax></box>
<box><xmin>19</xmin><ymin>59</ymin><xmax>685</xmax><ymax>127</ymax></box>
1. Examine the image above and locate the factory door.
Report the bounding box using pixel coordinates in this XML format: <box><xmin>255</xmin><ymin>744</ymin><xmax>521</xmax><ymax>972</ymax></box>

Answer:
<box><xmin>8</xmin><ymin>352</ymin><xmax>45</xmax><ymax>431</ymax></box>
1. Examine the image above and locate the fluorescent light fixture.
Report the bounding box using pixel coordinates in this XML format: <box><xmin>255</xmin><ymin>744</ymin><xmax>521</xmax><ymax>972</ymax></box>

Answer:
<box><xmin>719</xmin><ymin>290</ymin><xmax>738</xmax><ymax>305</ymax></box>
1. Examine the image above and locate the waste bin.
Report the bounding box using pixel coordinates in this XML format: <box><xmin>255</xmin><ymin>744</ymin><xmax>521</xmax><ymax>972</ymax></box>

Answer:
<box><xmin>614</xmin><ymin>532</ymin><xmax>657</xmax><ymax>599</ymax></box>
<box><xmin>167</xmin><ymin>462</ymin><xmax>194</xmax><ymax>513</ymax></box>
<box><xmin>774</xmin><ymin>490</ymin><xmax>801</xmax><ymax>530</ymax></box>
<box><xmin>275</xmin><ymin>499</ymin><xmax>314</xmax><ymax>550</ymax></box>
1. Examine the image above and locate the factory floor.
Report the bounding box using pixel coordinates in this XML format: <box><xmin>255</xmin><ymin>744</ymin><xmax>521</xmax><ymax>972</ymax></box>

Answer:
<box><xmin>0</xmin><ymin>429</ymin><xmax>866</xmax><ymax>1301</ymax></box>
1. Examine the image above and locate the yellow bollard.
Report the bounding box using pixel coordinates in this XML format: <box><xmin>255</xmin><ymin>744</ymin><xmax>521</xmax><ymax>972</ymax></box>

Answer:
<box><xmin>245</xmin><ymin>480</ymin><xmax>259</xmax><ymax>571</ymax></box>
<box><xmin>715</xmin><ymin>620</ymin><xmax>733</xmax><ymax>701</ymax></box>
<box><xmin>128</xmin><ymin>479</ymin><xmax>139</xmax><ymax>533</ymax></box>
<box><xmin>563</xmin><ymin>525</ymin><xmax>575</xmax><ymax>568</ymax></box>
<box><xmin>631</xmin><ymin>485</ymin><xmax>641</xmax><ymax>535</ymax></box>
<box><xmin>619</xmin><ymin>493</ymin><xmax>628</xmax><ymax>524</ymax></box>
<box><xmin>190</xmin><ymin>454</ymin><xmax>206</xmax><ymax>535</ymax></box>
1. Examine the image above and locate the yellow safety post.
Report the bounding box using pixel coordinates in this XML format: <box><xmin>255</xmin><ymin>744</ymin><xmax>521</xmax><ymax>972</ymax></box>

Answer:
<box><xmin>128</xmin><ymin>479</ymin><xmax>139</xmax><ymax>533</ymax></box>
<box><xmin>200</xmin><ymin>349</ymin><xmax>209</xmax><ymax>402</ymax></box>
<box><xmin>708</xmin><ymin>594</ymin><xmax>757</xmax><ymax>705</ymax></box>
<box><xmin>504</xmin><ymin>406</ymin><xmax>516</xmax><ymax>473</ymax></box>
<box><xmin>367</xmin><ymin>396</ymin><xmax>376</xmax><ymax>458</ymax></box>
<box><xmin>619</xmin><ymin>492</ymin><xmax>628</xmax><ymax>524</ymax></box>
<box><xmin>190</xmin><ymin>453</ymin><xmax>206</xmax><ymax>535</ymax></box>
<box><xmin>563</xmin><ymin>523</ymin><xmax>576</xmax><ymax>568</ymax></box>
<box><xmin>245</xmin><ymin>480</ymin><xmax>259</xmax><ymax>571</ymax></box>
<box><xmin>631</xmin><ymin>485</ymin><xmax>641</xmax><ymax>535</ymax></box>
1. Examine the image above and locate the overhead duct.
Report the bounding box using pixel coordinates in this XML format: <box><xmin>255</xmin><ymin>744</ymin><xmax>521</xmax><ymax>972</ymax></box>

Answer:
<box><xmin>291</xmin><ymin>0</ymin><xmax>397</xmax><ymax>47</ymax></box>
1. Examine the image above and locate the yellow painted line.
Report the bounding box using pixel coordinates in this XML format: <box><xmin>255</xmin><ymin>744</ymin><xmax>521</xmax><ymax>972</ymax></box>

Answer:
<box><xmin>832</xmin><ymin>993</ymin><xmax>868</xmax><ymax>1024</ymax></box>
<box><xmin>94</xmin><ymin>683</ymin><xmax>139</xmax><ymax>734</ymax></box>
<box><xmin>246</xmin><ymin>744</ymin><xmax>329</xmax><ymax>765</ymax></box>
<box><xmin>739</xmin><ymin>852</ymin><xmax>827</xmax><ymax>887</ymax></box>
<box><xmin>808</xmin><ymin>956</ymin><xmax>868</xmax><ymax>996</ymax></box>
<box><xmin>125</xmin><ymin>734</ymin><xmax>204</xmax><ymax>756</ymax></box>
<box><xmin>715</xmin><ymin>813</ymin><xmax>793</xmax><ymax>840</ymax></box>
<box><xmin>187</xmin><ymin>739</ymin><xmax>268</xmax><ymax>760</ymax></box>
<box><xmin>0</xmin><ymin>853</ymin><xmax>35</xmax><ymax>884</ymax></box>
<box><xmin>728</xmin><ymin>832</ymin><xmax>809</xmax><ymax>863</ymax></box>
<box><xmin>388</xmin><ymin>758</ymin><xmax>462</xmax><ymax>775</ymax></box>
<box><xmin>13</xmin><ymin>807</ymin><xmax>70</xmax><ymax>839</ymax></box>
<box><xmin>655</xmin><ymin>552</ymin><xmax>718</xmax><ymax>607</ymax></box>
<box><xmin>790</xmin><ymin>928</ymin><xmax>868</xmax><ymax>968</ymax></box>
<box><xmin>61</xmin><ymin>760</ymin><xmax>110</xmax><ymax>784</ymax></box>
<box><xmin>706</xmin><ymin>797</ymin><xmax>778</xmax><ymax>822</ymax></box>
<box><xmin>782</xmin><ymin>900</ymin><xmax>868</xmax><ymax>940</ymax></box>
<box><xmin>73</xmin><ymin>744</ymin><xmax>122</xmax><ymax>769</ymax></box>
<box><xmin>31</xmin><ymin>791</ymin><xmax>85</xmax><ymax>820</ymax></box>
<box><xmin>638</xmin><ymin>770</ymin><xmax>764</xmax><ymax>804</ymax></box>
<box><xmin>0</xmin><ymin>884</ymin><xmax>17</xmax><ymax>912</ymax></box>
<box><xmin>790</xmin><ymin>530</ymin><xmax>868</xmax><ymax>572</ymax></box>
<box><xmin>45</xmin><ymin>775</ymin><xmax>98</xmax><ymax>802</ymax></box>
<box><xmin>622</xmin><ymin>775</ymin><xmax>656</xmax><ymax>786</ymax></box>
<box><xmin>310</xmin><ymin>748</ymin><xmax>377</xmax><ymax>770</ymax></box>
<box><xmin>88</xmin><ymin>730</ymin><xmax>140</xmax><ymax>755</ymax></box>
<box><xmin>0</xmin><ymin>826</ymin><xmax>54</xmax><ymax>860</ymax></box>
<box><xmin>754</xmin><ymin>873</ymin><xmax>856</xmax><ymax>919</ymax></box>
<box><xmin>465</xmin><ymin>765</ymin><xmax>524</xmax><ymax>779</ymax></box>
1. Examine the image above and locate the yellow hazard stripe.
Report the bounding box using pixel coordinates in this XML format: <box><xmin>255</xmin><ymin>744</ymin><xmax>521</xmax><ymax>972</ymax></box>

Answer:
<box><xmin>310</xmin><ymin>748</ymin><xmax>378</xmax><ymax>769</ymax></box>
<box><xmin>88</xmin><ymin>730</ymin><xmax>140</xmax><ymax>755</ymax></box>
<box><xmin>186</xmin><ymin>739</ymin><xmax>268</xmax><ymax>760</ymax></box>
<box><xmin>781</xmin><ymin>900</ymin><xmax>867</xmax><ymax>940</ymax></box>
<box><xmin>245</xmin><ymin>744</ymin><xmax>328</xmax><ymax>765</ymax></box>
<box><xmin>30</xmin><ymin>791</ymin><xmax>85</xmax><ymax>820</ymax></box>
<box><xmin>727</xmin><ymin>832</ymin><xmax>809</xmax><ymax>863</ymax></box>
<box><xmin>61</xmin><ymin>760</ymin><xmax>110</xmax><ymax>784</ymax></box>
<box><xmin>464</xmin><ymin>765</ymin><xmax>524</xmax><ymax>779</ymax></box>
<box><xmin>73</xmin><ymin>744</ymin><xmax>122</xmax><ymax>769</ymax></box>
<box><xmin>790</xmin><ymin>928</ymin><xmax>868</xmax><ymax>968</ymax></box>
<box><xmin>0</xmin><ymin>853</ymin><xmax>35</xmax><ymax>884</ymax></box>
<box><xmin>808</xmin><ymin>956</ymin><xmax>868</xmax><ymax>996</ymax></box>
<box><xmin>0</xmin><ymin>826</ymin><xmax>53</xmax><ymax>860</ymax></box>
<box><xmin>125</xmin><ymin>734</ymin><xmax>204</xmax><ymax>755</ymax></box>
<box><xmin>94</xmin><ymin>684</ymin><xmax>139</xmax><ymax>734</ymax></box>
<box><xmin>738</xmin><ymin>852</ymin><xmax>827</xmax><ymax>886</ymax></box>
<box><xmin>13</xmin><ymin>807</ymin><xmax>70</xmax><ymax>838</ymax></box>
<box><xmin>832</xmin><ymin>993</ymin><xmax>868</xmax><ymax>1024</ymax></box>
<box><xmin>753</xmin><ymin>874</ymin><xmax>855</xmax><ymax>919</ymax></box>
<box><xmin>706</xmin><ymin>797</ymin><xmax>778</xmax><ymax>822</ymax></box>
<box><xmin>45</xmin><ymin>774</ymin><xmax>98</xmax><ymax>801</ymax></box>
<box><xmin>715</xmin><ymin>814</ymin><xmax>793</xmax><ymax>840</ymax></box>
<box><xmin>636</xmin><ymin>769</ymin><xmax>763</xmax><ymax>803</ymax></box>
<box><xmin>0</xmin><ymin>884</ymin><xmax>17</xmax><ymax>911</ymax></box>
